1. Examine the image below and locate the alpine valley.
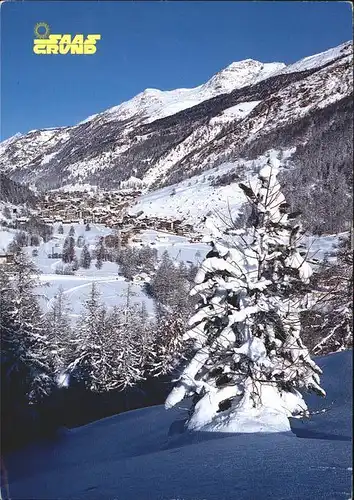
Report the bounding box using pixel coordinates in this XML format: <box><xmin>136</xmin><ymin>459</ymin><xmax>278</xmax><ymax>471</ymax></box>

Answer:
<box><xmin>1</xmin><ymin>36</ymin><xmax>353</xmax><ymax>500</ymax></box>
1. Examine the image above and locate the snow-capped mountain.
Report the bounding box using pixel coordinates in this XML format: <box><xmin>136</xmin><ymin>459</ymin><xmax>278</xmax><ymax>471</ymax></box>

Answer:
<box><xmin>0</xmin><ymin>41</ymin><xmax>352</xmax><ymax>190</ymax></box>
<box><xmin>80</xmin><ymin>60</ymin><xmax>286</xmax><ymax>126</ymax></box>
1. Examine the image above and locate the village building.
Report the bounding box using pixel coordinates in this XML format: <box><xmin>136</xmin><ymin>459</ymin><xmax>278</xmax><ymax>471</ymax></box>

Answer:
<box><xmin>0</xmin><ymin>253</ymin><xmax>14</xmax><ymax>265</ymax></box>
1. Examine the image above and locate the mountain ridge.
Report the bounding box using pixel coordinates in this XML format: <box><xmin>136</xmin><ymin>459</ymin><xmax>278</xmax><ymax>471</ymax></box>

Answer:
<box><xmin>0</xmin><ymin>40</ymin><xmax>352</xmax><ymax>191</ymax></box>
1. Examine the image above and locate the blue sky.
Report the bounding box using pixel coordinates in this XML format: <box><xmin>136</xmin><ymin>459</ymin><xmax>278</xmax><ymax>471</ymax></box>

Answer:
<box><xmin>0</xmin><ymin>1</ymin><xmax>352</xmax><ymax>140</ymax></box>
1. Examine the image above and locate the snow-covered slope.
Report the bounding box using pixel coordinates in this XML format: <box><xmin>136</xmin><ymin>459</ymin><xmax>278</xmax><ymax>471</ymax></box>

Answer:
<box><xmin>0</xmin><ymin>41</ymin><xmax>352</xmax><ymax>190</ymax></box>
<box><xmin>0</xmin><ymin>132</ymin><xmax>23</xmax><ymax>156</ymax></box>
<box><xmin>130</xmin><ymin>149</ymin><xmax>343</xmax><ymax>262</ymax></box>
<box><xmin>130</xmin><ymin>150</ymin><xmax>292</xmax><ymax>234</ymax></box>
<box><xmin>80</xmin><ymin>60</ymin><xmax>286</xmax><ymax>127</ymax></box>
<box><xmin>5</xmin><ymin>350</ymin><xmax>352</xmax><ymax>500</ymax></box>
<box><xmin>278</xmin><ymin>40</ymin><xmax>351</xmax><ymax>74</ymax></box>
<box><xmin>141</xmin><ymin>44</ymin><xmax>352</xmax><ymax>187</ymax></box>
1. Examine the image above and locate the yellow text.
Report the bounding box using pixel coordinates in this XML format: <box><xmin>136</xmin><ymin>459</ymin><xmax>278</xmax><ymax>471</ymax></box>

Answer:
<box><xmin>33</xmin><ymin>34</ymin><xmax>101</xmax><ymax>55</ymax></box>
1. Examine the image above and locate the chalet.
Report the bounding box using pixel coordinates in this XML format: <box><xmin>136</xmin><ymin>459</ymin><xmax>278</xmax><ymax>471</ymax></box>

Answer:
<box><xmin>156</xmin><ymin>219</ymin><xmax>174</xmax><ymax>231</ymax></box>
<box><xmin>0</xmin><ymin>253</ymin><xmax>14</xmax><ymax>265</ymax></box>
<box><xmin>48</xmin><ymin>252</ymin><xmax>62</xmax><ymax>259</ymax></box>
<box><xmin>16</xmin><ymin>217</ymin><xmax>29</xmax><ymax>224</ymax></box>
<box><xmin>173</xmin><ymin>219</ymin><xmax>184</xmax><ymax>228</ymax></box>
<box><xmin>189</xmin><ymin>235</ymin><xmax>202</xmax><ymax>243</ymax></box>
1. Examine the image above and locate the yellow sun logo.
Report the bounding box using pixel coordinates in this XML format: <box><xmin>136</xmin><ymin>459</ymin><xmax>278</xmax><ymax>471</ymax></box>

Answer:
<box><xmin>34</xmin><ymin>22</ymin><xmax>50</xmax><ymax>39</ymax></box>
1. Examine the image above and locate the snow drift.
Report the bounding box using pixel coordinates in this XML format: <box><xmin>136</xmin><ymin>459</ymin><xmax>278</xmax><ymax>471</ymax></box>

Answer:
<box><xmin>4</xmin><ymin>350</ymin><xmax>352</xmax><ymax>500</ymax></box>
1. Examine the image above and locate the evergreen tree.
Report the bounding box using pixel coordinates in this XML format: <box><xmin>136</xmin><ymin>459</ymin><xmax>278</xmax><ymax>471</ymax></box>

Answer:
<box><xmin>58</xmin><ymin>224</ymin><xmax>64</xmax><ymax>235</ymax></box>
<box><xmin>8</xmin><ymin>231</ymin><xmax>28</xmax><ymax>253</ymax></box>
<box><xmin>66</xmin><ymin>283</ymin><xmax>108</xmax><ymax>391</ymax></box>
<box><xmin>62</xmin><ymin>235</ymin><xmax>75</xmax><ymax>264</ymax></box>
<box><xmin>46</xmin><ymin>286</ymin><xmax>73</xmax><ymax>375</ymax></box>
<box><xmin>150</xmin><ymin>251</ymin><xmax>189</xmax><ymax>309</ymax></box>
<box><xmin>80</xmin><ymin>244</ymin><xmax>91</xmax><ymax>269</ymax></box>
<box><xmin>0</xmin><ymin>251</ymin><xmax>54</xmax><ymax>404</ymax></box>
<box><xmin>30</xmin><ymin>234</ymin><xmax>40</xmax><ymax>247</ymax></box>
<box><xmin>105</xmin><ymin>303</ymin><xmax>150</xmax><ymax>389</ymax></box>
<box><xmin>116</xmin><ymin>247</ymin><xmax>137</xmax><ymax>280</ymax></box>
<box><xmin>95</xmin><ymin>237</ymin><xmax>106</xmax><ymax>270</ymax></box>
<box><xmin>66</xmin><ymin>284</ymin><xmax>152</xmax><ymax>391</ymax></box>
<box><xmin>85</xmin><ymin>223</ymin><xmax>91</xmax><ymax>232</ymax></box>
<box><xmin>72</xmin><ymin>256</ymin><xmax>79</xmax><ymax>272</ymax></box>
<box><xmin>149</xmin><ymin>304</ymin><xmax>189</xmax><ymax>377</ymax></box>
<box><xmin>69</xmin><ymin>225</ymin><xmax>76</xmax><ymax>237</ymax></box>
<box><xmin>148</xmin><ymin>259</ymin><xmax>197</xmax><ymax>377</ymax></box>
<box><xmin>306</xmin><ymin>233</ymin><xmax>353</xmax><ymax>355</ymax></box>
<box><xmin>77</xmin><ymin>235</ymin><xmax>85</xmax><ymax>248</ymax></box>
<box><xmin>165</xmin><ymin>158</ymin><xmax>325</xmax><ymax>432</ymax></box>
<box><xmin>137</xmin><ymin>245</ymin><xmax>158</xmax><ymax>275</ymax></box>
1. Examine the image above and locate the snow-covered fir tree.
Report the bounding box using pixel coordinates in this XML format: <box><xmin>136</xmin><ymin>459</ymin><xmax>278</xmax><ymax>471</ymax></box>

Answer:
<box><xmin>77</xmin><ymin>235</ymin><xmax>85</xmax><ymax>248</ymax></box>
<box><xmin>309</xmin><ymin>233</ymin><xmax>353</xmax><ymax>355</ymax></box>
<box><xmin>165</xmin><ymin>158</ymin><xmax>325</xmax><ymax>433</ymax></box>
<box><xmin>116</xmin><ymin>247</ymin><xmax>139</xmax><ymax>280</ymax></box>
<box><xmin>0</xmin><ymin>251</ymin><xmax>54</xmax><ymax>403</ymax></box>
<box><xmin>66</xmin><ymin>282</ymin><xmax>154</xmax><ymax>391</ymax></box>
<box><xmin>66</xmin><ymin>283</ymin><xmax>108</xmax><ymax>391</ymax></box>
<box><xmin>149</xmin><ymin>257</ymin><xmax>198</xmax><ymax>377</ymax></box>
<box><xmin>46</xmin><ymin>286</ymin><xmax>73</xmax><ymax>376</ymax></box>
<box><xmin>106</xmin><ymin>301</ymin><xmax>153</xmax><ymax>389</ymax></box>
<box><xmin>150</xmin><ymin>252</ymin><xmax>191</xmax><ymax>309</ymax></box>
<box><xmin>137</xmin><ymin>245</ymin><xmax>158</xmax><ymax>275</ymax></box>
<box><xmin>149</xmin><ymin>303</ymin><xmax>190</xmax><ymax>377</ymax></box>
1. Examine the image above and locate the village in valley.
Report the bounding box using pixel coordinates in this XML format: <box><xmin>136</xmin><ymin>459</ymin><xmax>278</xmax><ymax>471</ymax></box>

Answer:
<box><xmin>4</xmin><ymin>186</ymin><xmax>200</xmax><ymax>256</ymax></box>
<box><xmin>0</xmin><ymin>180</ymin><xmax>210</xmax><ymax>330</ymax></box>
<box><xmin>0</xmin><ymin>5</ymin><xmax>352</xmax><ymax>495</ymax></box>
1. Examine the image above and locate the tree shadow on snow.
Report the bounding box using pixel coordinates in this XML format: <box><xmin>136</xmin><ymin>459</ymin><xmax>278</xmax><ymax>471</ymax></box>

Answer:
<box><xmin>291</xmin><ymin>428</ymin><xmax>351</xmax><ymax>442</ymax></box>
<box><xmin>163</xmin><ymin>418</ymin><xmax>296</xmax><ymax>451</ymax></box>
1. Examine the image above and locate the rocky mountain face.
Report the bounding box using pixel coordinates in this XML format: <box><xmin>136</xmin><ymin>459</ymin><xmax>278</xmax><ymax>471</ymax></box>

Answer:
<box><xmin>0</xmin><ymin>41</ymin><xmax>352</xmax><ymax>192</ymax></box>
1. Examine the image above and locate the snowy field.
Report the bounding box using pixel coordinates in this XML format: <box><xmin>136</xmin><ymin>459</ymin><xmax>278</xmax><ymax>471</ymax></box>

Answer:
<box><xmin>1</xmin><ymin>224</ymin><xmax>211</xmax><ymax>320</ymax></box>
<box><xmin>0</xmin><ymin>221</ymin><xmax>343</xmax><ymax>321</ymax></box>
<box><xmin>34</xmin><ymin>227</ymin><xmax>210</xmax><ymax>319</ymax></box>
<box><xmin>135</xmin><ymin>229</ymin><xmax>210</xmax><ymax>265</ymax></box>
<box><xmin>0</xmin><ymin>228</ymin><xmax>19</xmax><ymax>252</ymax></box>
<box><xmin>4</xmin><ymin>350</ymin><xmax>352</xmax><ymax>500</ymax></box>
<box><xmin>29</xmin><ymin>223</ymin><xmax>155</xmax><ymax>318</ymax></box>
